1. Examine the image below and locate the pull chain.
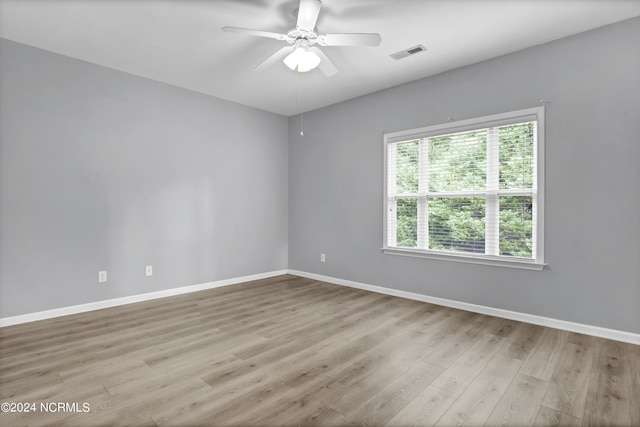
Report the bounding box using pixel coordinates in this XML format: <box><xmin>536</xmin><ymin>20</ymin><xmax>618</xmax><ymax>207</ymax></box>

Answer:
<box><xmin>299</xmin><ymin>74</ymin><xmax>304</xmax><ymax>136</ymax></box>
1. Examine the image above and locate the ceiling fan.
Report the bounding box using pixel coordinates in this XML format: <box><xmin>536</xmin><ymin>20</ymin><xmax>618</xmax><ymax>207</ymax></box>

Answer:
<box><xmin>222</xmin><ymin>0</ymin><xmax>382</xmax><ymax>76</ymax></box>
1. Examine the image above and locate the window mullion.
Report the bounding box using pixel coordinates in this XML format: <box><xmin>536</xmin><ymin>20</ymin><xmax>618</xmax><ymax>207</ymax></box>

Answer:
<box><xmin>387</xmin><ymin>143</ymin><xmax>398</xmax><ymax>247</ymax></box>
<box><xmin>486</xmin><ymin>127</ymin><xmax>499</xmax><ymax>256</ymax></box>
<box><xmin>417</xmin><ymin>138</ymin><xmax>429</xmax><ymax>249</ymax></box>
<box><xmin>531</xmin><ymin>122</ymin><xmax>538</xmax><ymax>258</ymax></box>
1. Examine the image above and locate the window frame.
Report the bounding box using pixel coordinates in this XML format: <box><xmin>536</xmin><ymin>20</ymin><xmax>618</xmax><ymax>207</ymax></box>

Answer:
<box><xmin>382</xmin><ymin>107</ymin><xmax>545</xmax><ymax>270</ymax></box>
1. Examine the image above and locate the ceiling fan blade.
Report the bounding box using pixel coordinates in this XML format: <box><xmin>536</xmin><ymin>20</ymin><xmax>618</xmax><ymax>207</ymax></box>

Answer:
<box><xmin>296</xmin><ymin>0</ymin><xmax>322</xmax><ymax>31</ymax></box>
<box><xmin>222</xmin><ymin>26</ymin><xmax>289</xmax><ymax>41</ymax></box>
<box><xmin>317</xmin><ymin>33</ymin><xmax>382</xmax><ymax>47</ymax></box>
<box><xmin>309</xmin><ymin>47</ymin><xmax>338</xmax><ymax>77</ymax></box>
<box><xmin>255</xmin><ymin>46</ymin><xmax>295</xmax><ymax>72</ymax></box>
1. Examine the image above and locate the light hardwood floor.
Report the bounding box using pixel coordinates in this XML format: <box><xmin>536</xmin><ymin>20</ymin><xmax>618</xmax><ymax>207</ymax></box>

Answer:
<box><xmin>1</xmin><ymin>274</ymin><xmax>638</xmax><ymax>426</ymax></box>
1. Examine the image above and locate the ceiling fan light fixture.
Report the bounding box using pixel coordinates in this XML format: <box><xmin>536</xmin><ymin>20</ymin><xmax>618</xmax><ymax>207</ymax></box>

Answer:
<box><xmin>223</xmin><ymin>0</ymin><xmax>381</xmax><ymax>76</ymax></box>
<box><xmin>283</xmin><ymin>46</ymin><xmax>321</xmax><ymax>72</ymax></box>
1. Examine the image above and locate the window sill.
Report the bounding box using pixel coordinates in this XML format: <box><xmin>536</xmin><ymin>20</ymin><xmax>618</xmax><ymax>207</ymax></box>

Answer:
<box><xmin>382</xmin><ymin>247</ymin><xmax>545</xmax><ymax>271</ymax></box>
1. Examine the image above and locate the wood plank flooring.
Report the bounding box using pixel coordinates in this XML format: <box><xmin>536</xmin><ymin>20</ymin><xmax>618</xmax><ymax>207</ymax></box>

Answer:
<box><xmin>0</xmin><ymin>274</ymin><xmax>638</xmax><ymax>426</ymax></box>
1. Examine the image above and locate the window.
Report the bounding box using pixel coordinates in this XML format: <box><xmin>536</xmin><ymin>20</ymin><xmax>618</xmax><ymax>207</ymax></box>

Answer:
<box><xmin>383</xmin><ymin>107</ymin><xmax>544</xmax><ymax>270</ymax></box>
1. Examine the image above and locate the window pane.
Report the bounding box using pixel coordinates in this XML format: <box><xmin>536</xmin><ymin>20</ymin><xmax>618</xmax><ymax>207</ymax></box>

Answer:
<box><xmin>428</xmin><ymin>130</ymin><xmax>486</xmax><ymax>192</ymax></box>
<box><xmin>396</xmin><ymin>140</ymin><xmax>419</xmax><ymax>193</ymax></box>
<box><xmin>428</xmin><ymin>197</ymin><xmax>485</xmax><ymax>253</ymax></box>
<box><xmin>499</xmin><ymin>196</ymin><xmax>533</xmax><ymax>258</ymax></box>
<box><xmin>499</xmin><ymin>122</ymin><xmax>534</xmax><ymax>189</ymax></box>
<box><xmin>397</xmin><ymin>198</ymin><xmax>418</xmax><ymax>247</ymax></box>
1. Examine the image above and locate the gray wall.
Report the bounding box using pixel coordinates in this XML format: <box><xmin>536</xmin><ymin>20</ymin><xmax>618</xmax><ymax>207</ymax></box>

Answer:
<box><xmin>288</xmin><ymin>18</ymin><xmax>640</xmax><ymax>334</ymax></box>
<box><xmin>0</xmin><ymin>39</ymin><xmax>288</xmax><ymax>317</ymax></box>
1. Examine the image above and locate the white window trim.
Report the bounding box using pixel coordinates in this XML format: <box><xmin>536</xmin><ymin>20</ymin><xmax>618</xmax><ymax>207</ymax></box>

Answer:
<box><xmin>382</xmin><ymin>107</ymin><xmax>545</xmax><ymax>270</ymax></box>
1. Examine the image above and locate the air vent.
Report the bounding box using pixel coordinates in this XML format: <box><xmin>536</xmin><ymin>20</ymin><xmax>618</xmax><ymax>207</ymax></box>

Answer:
<box><xmin>390</xmin><ymin>44</ymin><xmax>427</xmax><ymax>60</ymax></box>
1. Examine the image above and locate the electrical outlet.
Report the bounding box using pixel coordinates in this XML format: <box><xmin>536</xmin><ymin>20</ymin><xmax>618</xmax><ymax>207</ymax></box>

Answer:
<box><xmin>320</xmin><ymin>253</ymin><xmax>326</xmax><ymax>263</ymax></box>
<box><xmin>98</xmin><ymin>271</ymin><xmax>107</xmax><ymax>283</ymax></box>
<box><xmin>145</xmin><ymin>265</ymin><xmax>153</xmax><ymax>277</ymax></box>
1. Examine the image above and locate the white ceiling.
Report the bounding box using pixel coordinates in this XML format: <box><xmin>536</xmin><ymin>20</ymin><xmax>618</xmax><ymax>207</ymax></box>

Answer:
<box><xmin>1</xmin><ymin>0</ymin><xmax>639</xmax><ymax>116</ymax></box>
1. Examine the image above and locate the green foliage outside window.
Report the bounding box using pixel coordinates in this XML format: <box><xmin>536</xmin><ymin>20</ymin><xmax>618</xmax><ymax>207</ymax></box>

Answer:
<box><xmin>428</xmin><ymin>131</ymin><xmax>486</xmax><ymax>192</ymax></box>
<box><xmin>499</xmin><ymin>196</ymin><xmax>533</xmax><ymax>257</ymax></box>
<box><xmin>396</xmin><ymin>140</ymin><xmax>419</xmax><ymax>193</ymax></box>
<box><xmin>396</xmin><ymin>199</ymin><xmax>418</xmax><ymax>247</ymax></box>
<box><xmin>428</xmin><ymin>197</ymin><xmax>486</xmax><ymax>253</ymax></box>
<box><xmin>499</xmin><ymin>123</ymin><xmax>534</xmax><ymax>189</ymax></box>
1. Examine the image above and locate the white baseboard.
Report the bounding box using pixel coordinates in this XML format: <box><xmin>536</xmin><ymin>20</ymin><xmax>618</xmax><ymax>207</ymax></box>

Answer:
<box><xmin>288</xmin><ymin>269</ymin><xmax>640</xmax><ymax>345</ymax></box>
<box><xmin>4</xmin><ymin>268</ymin><xmax>638</xmax><ymax>345</ymax></box>
<box><xmin>0</xmin><ymin>270</ymin><xmax>288</xmax><ymax>328</ymax></box>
